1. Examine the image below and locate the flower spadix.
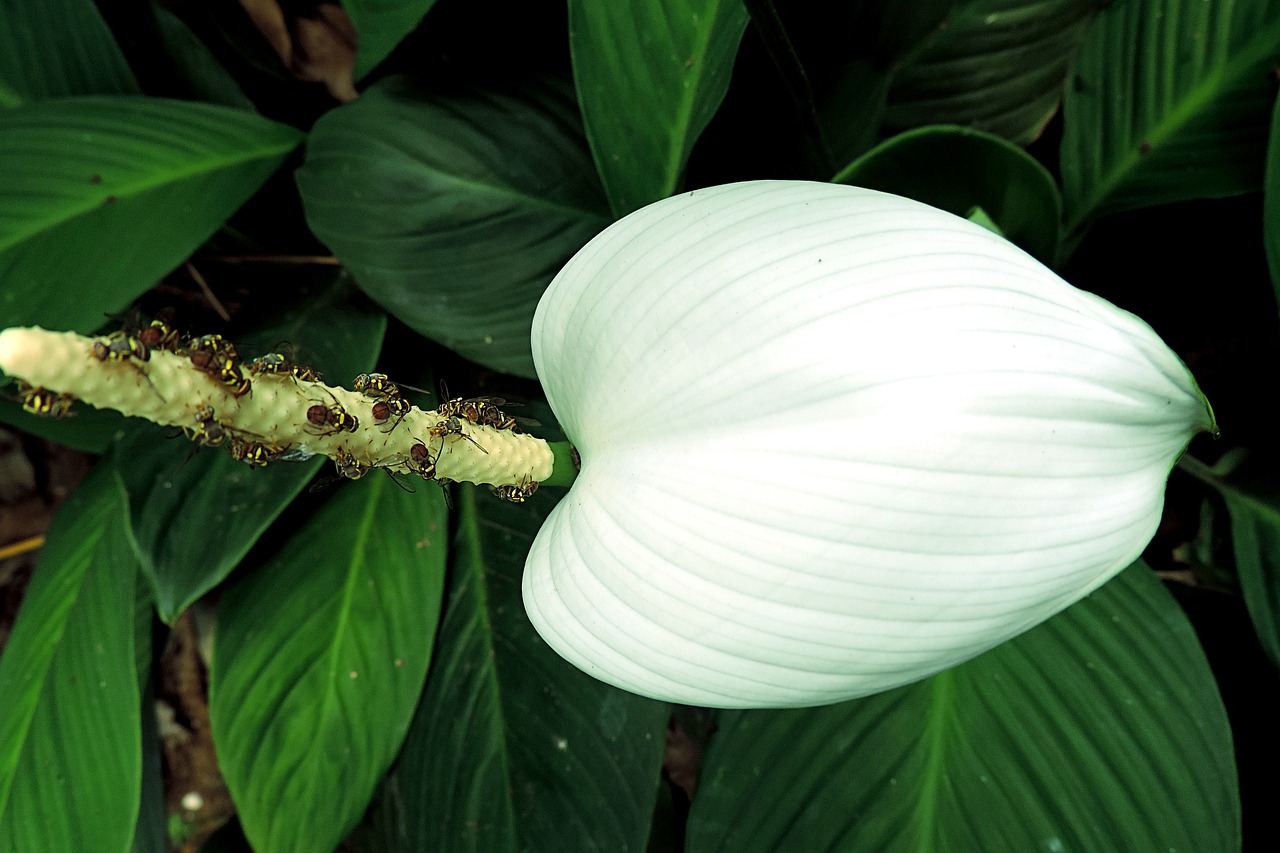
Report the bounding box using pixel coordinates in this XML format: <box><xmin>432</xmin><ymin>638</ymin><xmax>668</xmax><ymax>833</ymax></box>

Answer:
<box><xmin>525</xmin><ymin>180</ymin><xmax>1214</xmax><ymax>709</ymax></box>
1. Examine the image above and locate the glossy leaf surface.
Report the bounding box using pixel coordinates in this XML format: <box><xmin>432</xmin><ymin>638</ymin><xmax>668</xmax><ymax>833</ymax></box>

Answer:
<box><xmin>379</xmin><ymin>488</ymin><xmax>669</xmax><ymax>851</ymax></box>
<box><xmin>210</xmin><ymin>474</ymin><xmax>448</xmax><ymax>853</ymax></box>
<box><xmin>1265</xmin><ymin>91</ymin><xmax>1280</xmax><ymax>305</ymax></box>
<box><xmin>687</xmin><ymin>562</ymin><xmax>1238</xmax><ymax>852</ymax></box>
<box><xmin>0</xmin><ymin>465</ymin><xmax>141</xmax><ymax>853</ymax></box>
<box><xmin>1061</xmin><ymin>0</ymin><xmax>1280</xmax><ymax>236</ymax></box>
<box><xmin>0</xmin><ymin>0</ymin><xmax>138</xmax><ymax>105</ymax></box>
<box><xmin>884</xmin><ymin>0</ymin><xmax>1099</xmax><ymax>144</ymax></box>
<box><xmin>569</xmin><ymin>0</ymin><xmax>750</xmax><ymax>215</ymax></box>
<box><xmin>116</xmin><ymin>287</ymin><xmax>385</xmax><ymax>622</ymax></box>
<box><xmin>342</xmin><ymin>0</ymin><xmax>439</xmax><ymax>78</ymax></box>
<box><xmin>297</xmin><ymin>76</ymin><xmax>609</xmax><ymax>378</ymax></box>
<box><xmin>834</xmin><ymin>125</ymin><xmax>1062</xmax><ymax>263</ymax></box>
<box><xmin>0</xmin><ymin>97</ymin><xmax>302</xmax><ymax>333</ymax></box>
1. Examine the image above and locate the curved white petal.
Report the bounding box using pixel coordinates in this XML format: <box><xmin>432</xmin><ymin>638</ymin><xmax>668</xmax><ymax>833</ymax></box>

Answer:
<box><xmin>526</xmin><ymin>180</ymin><xmax>1213</xmax><ymax>708</ymax></box>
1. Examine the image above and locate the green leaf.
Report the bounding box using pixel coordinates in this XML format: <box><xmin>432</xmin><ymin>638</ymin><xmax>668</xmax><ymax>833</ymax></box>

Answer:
<box><xmin>150</xmin><ymin>4</ymin><xmax>254</xmax><ymax>111</ymax></box>
<box><xmin>379</xmin><ymin>488</ymin><xmax>670</xmax><ymax>851</ymax></box>
<box><xmin>0</xmin><ymin>464</ymin><xmax>141</xmax><ymax>852</ymax></box>
<box><xmin>0</xmin><ymin>395</ymin><xmax>122</xmax><ymax>453</ymax></box>
<box><xmin>1265</xmin><ymin>91</ymin><xmax>1280</xmax><ymax>308</ymax></box>
<box><xmin>209</xmin><ymin>473</ymin><xmax>447</xmax><ymax>853</ymax></box>
<box><xmin>0</xmin><ymin>0</ymin><xmax>139</xmax><ymax>106</ymax></box>
<box><xmin>341</xmin><ymin>0</ymin><xmax>440</xmax><ymax>79</ymax></box>
<box><xmin>1061</xmin><ymin>0</ymin><xmax>1280</xmax><ymax>238</ymax></box>
<box><xmin>883</xmin><ymin>0</ymin><xmax>1100</xmax><ymax>145</ymax></box>
<box><xmin>569</xmin><ymin>0</ymin><xmax>750</xmax><ymax>215</ymax></box>
<box><xmin>688</xmin><ymin>562</ymin><xmax>1239</xmax><ymax>852</ymax></box>
<box><xmin>0</xmin><ymin>97</ymin><xmax>302</xmax><ymax>334</ymax></box>
<box><xmin>297</xmin><ymin>76</ymin><xmax>609</xmax><ymax>379</ymax></box>
<box><xmin>116</xmin><ymin>286</ymin><xmax>386</xmax><ymax>623</ymax></box>
<box><xmin>833</xmin><ymin>124</ymin><xmax>1062</xmax><ymax>264</ymax></box>
<box><xmin>1183</xmin><ymin>451</ymin><xmax>1280</xmax><ymax>667</ymax></box>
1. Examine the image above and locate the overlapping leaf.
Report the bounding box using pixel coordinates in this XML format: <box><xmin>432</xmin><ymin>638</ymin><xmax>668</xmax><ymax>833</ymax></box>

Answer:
<box><xmin>688</xmin><ymin>562</ymin><xmax>1238</xmax><ymax>852</ymax></box>
<box><xmin>378</xmin><ymin>489</ymin><xmax>669</xmax><ymax>851</ymax></box>
<box><xmin>0</xmin><ymin>97</ymin><xmax>302</xmax><ymax>333</ymax></box>
<box><xmin>0</xmin><ymin>0</ymin><xmax>138</xmax><ymax>106</ymax></box>
<box><xmin>297</xmin><ymin>76</ymin><xmax>609</xmax><ymax>378</ymax></box>
<box><xmin>0</xmin><ymin>465</ymin><xmax>141</xmax><ymax>853</ymax></box>
<box><xmin>1265</xmin><ymin>91</ymin><xmax>1280</xmax><ymax>306</ymax></box>
<box><xmin>1062</xmin><ymin>0</ymin><xmax>1280</xmax><ymax>236</ymax></box>
<box><xmin>210</xmin><ymin>474</ymin><xmax>447</xmax><ymax>853</ymax></box>
<box><xmin>834</xmin><ymin>124</ymin><xmax>1062</xmax><ymax>263</ymax></box>
<box><xmin>342</xmin><ymin>0</ymin><xmax>439</xmax><ymax>79</ymax></box>
<box><xmin>883</xmin><ymin>0</ymin><xmax>1100</xmax><ymax>144</ymax></box>
<box><xmin>569</xmin><ymin>0</ymin><xmax>750</xmax><ymax>215</ymax></box>
<box><xmin>116</xmin><ymin>285</ymin><xmax>385</xmax><ymax>623</ymax></box>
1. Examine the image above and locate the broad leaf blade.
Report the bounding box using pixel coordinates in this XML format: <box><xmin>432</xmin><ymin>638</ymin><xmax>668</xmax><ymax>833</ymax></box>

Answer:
<box><xmin>342</xmin><ymin>0</ymin><xmax>439</xmax><ymax>79</ymax></box>
<box><xmin>210</xmin><ymin>474</ymin><xmax>447</xmax><ymax>853</ymax></box>
<box><xmin>380</xmin><ymin>488</ymin><xmax>669</xmax><ymax>851</ymax></box>
<box><xmin>116</xmin><ymin>285</ymin><xmax>386</xmax><ymax>623</ymax></box>
<box><xmin>834</xmin><ymin>124</ymin><xmax>1062</xmax><ymax>263</ymax></box>
<box><xmin>0</xmin><ymin>464</ymin><xmax>141</xmax><ymax>852</ymax></box>
<box><xmin>0</xmin><ymin>97</ymin><xmax>302</xmax><ymax>333</ymax></box>
<box><xmin>688</xmin><ymin>562</ymin><xmax>1238</xmax><ymax>852</ymax></box>
<box><xmin>297</xmin><ymin>76</ymin><xmax>609</xmax><ymax>379</ymax></box>
<box><xmin>570</xmin><ymin>0</ymin><xmax>750</xmax><ymax>215</ymax></box>
<box><xmin>1061</xmin><ymin>0</ymin><xmax>1280</xmax><ymax>236</ymax></box>
<box><xmin>1190</xmin><ymin>452</ymin><xmax>1280</xmax><ymax>667</ymax></box>
<box><xmin>0</xmin><ymin>0</ymin><xmax>139</xmax><ymax>106</ymax></box>
<box><xmin>884</xmin><ymin>0</ymin><xmax>1100</xmax><ymax>145</ymax></box>
<box><xmin>1266</xmin><ymin>91</ymin><xmax>1280</xmax><ymax>307</ymax></box>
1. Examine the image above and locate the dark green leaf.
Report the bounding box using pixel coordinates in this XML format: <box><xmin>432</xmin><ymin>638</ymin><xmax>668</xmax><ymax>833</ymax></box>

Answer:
<box><xmin>379</xmin><ymin>488</ymin><xmax>669</xmax><ymax>851</ymax></box>
<box><xmin>1061</xmin><ymin>0</ymin><xmax>1280</xmax><ymax>237</ymax></box>
<box><xmin>0</xmin><ymin>464</ymin><xmax>142</xmax><ymax>852</ymax></box>
<box><xmin>297</xmin><ymin>76</ymin><xmax>609</xmax><ymax>379</ymax></box>
<box><xmin>210</xmin><ymin>473</ymin><xmax>447</xmax><ymax>853</ymax></box>
<box><xmin>1265</xmin><ymin>91</ymin><xmax>1280</xmax><ymax>306</ymax></box>
<box><xmin>833</xmin><ymin>124</ymin><xmax>1062</xmax><ymax>263</ymax></box>
<box><xmin>116</xmin><ymin>287</ymin><xmax>386</xmax><ymax>623</ymax></box>
<box><xmin>150</xmin><ymin>4</ymin><xmax>255</xmax><ymax>111</ymax></box>
<box><xmin>1183</xmin><ymin>451</ymin><xmax>1280</xmax><ymax>668</ymax></box>
<box><xmin>0</xmin><ymin>0</ymin><xmax>139</xmax><ymax>106</ymax></box>
<box><xmin>884</xmin><ymin>0</ymin><xmax>1100</xmax><ymax>145</ymax></box>
<box><xmin>688</xmin><ymin>562</ymin><xmax>1238</xmax><ymax>852</ymax></box>
<box><xmin>341</xmin><ymin>0</ymin><xmax>440</xmax><ymax>79</ymax></box>
<box><xmin>0</xmin><ymin>395</ymin><xmax>122</xmax><ymax>453</ymax></box>
<box><xmin>569</xmin><ymin>0</ymin><xmax>750</xmax><ymax>215</ymax></box>
<box><xmin>0</xmin><ymin>97</ymin><xmax>302</xmax><ymax>334</ymax></box>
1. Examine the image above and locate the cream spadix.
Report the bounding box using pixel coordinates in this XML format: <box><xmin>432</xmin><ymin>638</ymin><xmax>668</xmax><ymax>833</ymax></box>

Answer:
<box><xmin>526</xmin><ymin>180</ymin><xmax>1213</xmax><ymax>709</ymax></box>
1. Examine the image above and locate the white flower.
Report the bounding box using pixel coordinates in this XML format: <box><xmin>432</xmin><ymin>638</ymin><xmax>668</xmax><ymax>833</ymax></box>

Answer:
<box><xmin>525</xmin><ymin>180</ymin><xmax>1213</xmax><ymax>709</ymax></box>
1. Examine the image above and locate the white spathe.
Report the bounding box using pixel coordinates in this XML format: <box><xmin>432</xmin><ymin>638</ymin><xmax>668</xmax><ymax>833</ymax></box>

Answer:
<box><xmin>526</xmin><ymin>180</ymin><xmax>1212</xmax><ymax>709</ymax></box>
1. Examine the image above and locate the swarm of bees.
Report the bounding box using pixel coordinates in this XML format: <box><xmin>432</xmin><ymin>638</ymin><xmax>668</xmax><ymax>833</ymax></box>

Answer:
<box><xmin>8</xmin><ymin>311</ymin><xmax>545</xmax><ymax>503</ymax></box>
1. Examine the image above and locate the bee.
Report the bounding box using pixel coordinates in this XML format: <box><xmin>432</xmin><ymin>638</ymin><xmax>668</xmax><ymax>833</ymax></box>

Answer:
<box><xmin>228</xmin><ymin>436</ymin><xmax>287</xmax><ymax>468</ymax></box>
<box><xmin>355</xmin><ymin>372</ymin><xmax>430</xmax><ymax>399</ymax></box>
<box><xmin>291</xmin><ymin>364</ymin><xmax>322</xmax><ymax>383</ymax></box>
<box><xmin>15</xmin><ymin>381</ymin><xmax>75</xmax><ymax>418</ymax></box>
<box><xmin>406</xmin><ymin>441</ymin><xmax>438</xmax><ymax>479</ymax></box>
<box><xmin>371</xmin><ymin>395</ymin><xmax>412</xmax><ymax>432</ymax></box>
<box><xmin>183</xmin><ymin>404</ymin><xmax>226</xmax><ymax>446</ymax></box>
<box><xmin>246</xmin><ymin>351</ymin><xmax>291</xmax><ymax>376</ymax></box>
<box><xmin>306</xmin><ymin>388</ymin><xmax>358</xmax><ymax>435</ymax></box>
<box><xmin>216</xmin><ymin>358</ymin><xmax>252</xmax><ymax>398</ymax></box>
<box><xmin>437</xmin><ymin>392</ymin><xmax>536</xmax><ymax>433</ymax></box>
<box><xmin>429</xmin><ymin>415</ymin><xmax>488</xmax><ymax>454</ymax></box>
<box><xmin>91</xmin><ymin>331</ymin><xmax>150</xmax><ymax>363</ymax></box>
<box><xmin>135</xmin><ymin>314</ymin><xmax>182</xmax><ymax>353</ymax></box>
<box><xmin>333</xmin><ymin>448</ymin><xmax>369</xmax><ymax>480</ymax></box>
<box><xmin>186</xmin><ymin>334</ymin><xmax>237</xmax><ymax>371</ymax></box>
<box><xmin>490</xmin><ymin>477</ymin><xmax>539</xmax><ymax>504</ymax></box>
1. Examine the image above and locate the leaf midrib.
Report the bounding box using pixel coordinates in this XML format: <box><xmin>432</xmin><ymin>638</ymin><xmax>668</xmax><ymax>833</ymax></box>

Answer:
<box><xmin>0</xmin><ymin>138</ymin><xmax>299</xmax><ymax>254</ymax></box>
<box><xmin>1066</xmin><ymin>10</ymin><xmax>1280</xmax><ymax>232</ymax></box>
